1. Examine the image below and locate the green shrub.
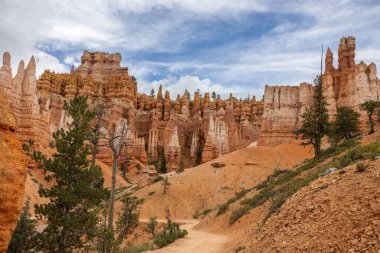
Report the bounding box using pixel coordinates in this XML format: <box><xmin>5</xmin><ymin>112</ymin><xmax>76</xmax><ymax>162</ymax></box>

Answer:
<box><xmin>229</xmin><ymin>205</ymin><xmax>251</xmax><ymax>224</ymax></box>
<box><xmin>216</xmin><ymin>203</ymin><xmax>229</xmax><ymax>216</ymax></box>
<box><xmin>153</xmin><ymin>222</ymin><xmax>187</xmax><ymax>248</ymax></box>
<box><xmin>152</xmin><ymin>176</ymin><xmax>163</xmax><ymax>183</ymax></box>
<box><xmin>122</xmin><ymin>243</ymin><xmax>154</xmax><ymax>253</ymax></box>
<box><xmin>234</xmin><ymin>246</ymin><xmax>246</xmax><ymax>253</ymax></box>
<box><xmin>216</xmin><ymin>188</ymin><xmax>251</xmax><ymax>216</ymax></box>
<box><xmin>356</xmin><ymin>163</ymin><xmax>367</xmax><ymax>173</ymax></box>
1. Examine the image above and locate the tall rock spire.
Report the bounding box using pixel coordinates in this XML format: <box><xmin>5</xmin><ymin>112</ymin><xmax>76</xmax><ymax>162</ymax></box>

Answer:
<box><xmin>325</xmin><ymin>47</ymin><xmax>334</xmax><ymax>73</ymax></box>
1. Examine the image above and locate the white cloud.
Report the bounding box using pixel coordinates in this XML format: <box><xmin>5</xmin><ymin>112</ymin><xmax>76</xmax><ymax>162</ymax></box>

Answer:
<box><xmin>0</xmin><ymin>0</ymin><xmax>380</xmax><ymax>99</ymax></box>
<box><xmin>138</xmin><ymin>75</ymin><xmax>263</xmax><ymax>99</ymax></box>
<box><xmin>35</xmin><ymin>51</ymin><xmax>68</xmax><ymax>76</ymax></box>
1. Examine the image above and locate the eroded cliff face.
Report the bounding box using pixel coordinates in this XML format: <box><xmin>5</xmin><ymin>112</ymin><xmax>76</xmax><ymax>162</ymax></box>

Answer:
<box><xmin>259</xmin><ymin>36</ymin><xmax>380</xmax><ymax>146</ymax></box>
<box><xmin>0</xmin><ymin>85</ymin><xmax>27</xmax><ymax>252</ymax></box>
<box><xmin>258</xmin><ymin>83</ymin><xmax>314</xmax><ymax>146</ymax></box>
<box><xmin>323</xmin><ymin>36</ymin><xmax>379</xmax><ymax>127</ymax></box>
<box><xmin>0</xmin><ymin>51</ymin><xmax>263</xmax><ymax>171</ymax></box>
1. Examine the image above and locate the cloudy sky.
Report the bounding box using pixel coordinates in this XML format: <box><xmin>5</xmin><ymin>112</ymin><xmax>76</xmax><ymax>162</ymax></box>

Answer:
<box><xmin>1</xmin><ymin>0</ymin><xmax>379</xmax><ymax>99</ymax></box>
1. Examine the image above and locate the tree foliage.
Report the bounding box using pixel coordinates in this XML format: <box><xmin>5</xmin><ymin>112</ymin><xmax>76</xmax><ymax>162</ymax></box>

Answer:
<box><xmin>360</xmin><ymin>100</ymin><xmax>380</xmax><ymax>134</ymax></box>
<box><xmin>116</xmin><ymin>193</ymin><xmax>144</xmax><ymax>243</ymax></box>
<box><xmin>296</xmin><ymin>75</ymin><xmax>329</xmax><ymax>156</ymax></box>
<box><xmin>161</xmin><ymin>176</ymin><xmax>171</xmax><ymax>194</ymax></box>
<box><xmin>25</xmin><ymin>96</ymin><xmax>109</xmax><ymax>253</ymax></box>
<box><xmin>7</xmin><ymin>199</ymin><xmax>39</xmax><ymax>253</ymax></box>
<box><xmin>329</xmin><ymin>106</ymin><xmax>360</xmax><ymax>143</ymax></box>
<box><xmin>146</xmin><ymin>217</ymin><xmax>158</xmax><ymax>237</ymax></box>
<box><xmin>153</xmin><ymin>209</ymin><xmax>187</xmax><ymax>248</ymax></box>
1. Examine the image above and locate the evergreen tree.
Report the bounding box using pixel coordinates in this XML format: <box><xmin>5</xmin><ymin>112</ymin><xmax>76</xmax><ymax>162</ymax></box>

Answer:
<box><xmin>7</xmin><ymin>199</ymin><xmax>39</xmax><ymax>253</ymax></box>
<box><xmin>360</xmin><ymin>100</ymin><xmax>379</xmax><ymax>134</ymax></box>
<box><xmin>160</xmin><ymin>148</ymin><xmax>167</xmax><ymax>174</ymax></box>
<box><xmin>211</xmin><ymin>91</ymin><xmax>216</xmax><ymax>100</ymax></box>
<box><xmin>146</xmin><ymin>217</ymin><xmax>158</xmax><ymax>236</ymax></box>
<box><xmin>195</xmin><ymin>146</ymin><xmax>202</xmax><ymax>166</ymax></box>
<box><xmin>161</xmin><ymin>176</ymin><xmax>171</xmax><ymax>194</ymax></box>
<box><xmin>150</xmin><ymin>88</ymin><xmax>155</xmax><ymax>98</ymax></box>
<box><xmin>116</xmin><ymin>193</ymin><xmax>144</xmax><ymax>243</ymax></box>
<box><xmin>296</xmin><ymin>75</ymin><xmax>329</xmax><ymax>157</ymax></box>
<box><xmin>28</xmin><ymin>96</ymin><xmax>109</xmax><ymax>253</ymax></box>
<box><xmin>90</xmin><ymin>102</ymin><xmax>107</xmax><ymax>167</ymax></box>
<box><xmin>329</xmin><ymin>106</ymin><xmax>360</xmax><ymax>143</ymax></box>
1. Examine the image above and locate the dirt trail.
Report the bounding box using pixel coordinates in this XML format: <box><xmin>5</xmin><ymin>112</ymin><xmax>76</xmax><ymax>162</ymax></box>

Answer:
<box><xmin>145</xmin><ymin>219</ymin><xmax>228</xmax><ymax>253</ymax></box>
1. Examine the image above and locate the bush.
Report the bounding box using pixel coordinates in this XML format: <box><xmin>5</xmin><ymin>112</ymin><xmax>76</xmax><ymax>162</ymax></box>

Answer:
<box><xmin>153</xmin><ymin>222</ymin><xmax>187</xmax><ymax>248</ymax></box>
<box><xmin>152</xmin><ymin>176</ymin><xmax>163</xmax><ymax>183</ymax></box>
<box><xmin>211</xmin><ymin>162</ymin><xmax>226</xmax><ymax>168</ymax></box>
<box><xmin>216</xmin><ymin>203</ymin><xmax>229</xmax><ymax>216</ymax></box>
<box><xmin>229</xmin><ymin>206</ymin><xmax>251</xmax><ymax>224</ymax></box>
<box><xmin>356</xmin><ymin>163</ymin><xmax>367</xmax><ymax>173</ymax></box>
<box><xmin>234</xmin><ymin>246</ymin><xmax>246</xmax><ymax>253</ymax></box>
<box><xmin>122</xmin><ymin>243</ymin><xmax>155</xmax><ymax>253</ymax></box>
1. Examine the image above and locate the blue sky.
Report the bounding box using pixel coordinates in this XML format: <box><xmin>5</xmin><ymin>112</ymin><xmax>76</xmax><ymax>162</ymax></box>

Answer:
<box><xmin>1</xmin><ymin>0</ymin><xmax>380</xmax><ymax>99</ymax></box>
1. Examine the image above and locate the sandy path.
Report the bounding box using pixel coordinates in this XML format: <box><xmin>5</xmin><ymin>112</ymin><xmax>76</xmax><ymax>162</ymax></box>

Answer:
<box><xmin>144</xmin><ymin>219</ymin><xmax>228</xmax><ymax>253</ymax></box>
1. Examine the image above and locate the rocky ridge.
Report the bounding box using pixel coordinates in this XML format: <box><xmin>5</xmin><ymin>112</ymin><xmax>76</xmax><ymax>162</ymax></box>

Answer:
<box><xmin>258</xmin><ymin>36</ymin><xmax>380</xmax><ymax>145</ymax></box>
<box><xmin>0</xmin><ymin>51</ymin><xmax>263</xmax><ymax>171</ymax></box>
<box><xmin>0</xmin><ymin>85</ymin><xmax>27</xmax><ymax>252</ymax></box>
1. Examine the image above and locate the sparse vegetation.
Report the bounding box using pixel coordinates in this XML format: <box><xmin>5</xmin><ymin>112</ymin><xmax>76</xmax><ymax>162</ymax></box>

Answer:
<box><xmin>228</xmin><ymin>138</ymin><xmax>378</xmax><ymax>224</ymax></box>
<box><xmin>234</xmin><ymin>246</ymin><xmax>246</xmax><ymax>253</ymax></box>
<box><xmin>296</xmin><ymin>75</ymin><xmax>330</xmax><ymax>157</ymax></box>
<box><xmin>153</xmin><ymin>209</ymin><xmax>188</xmax><ymax>248</ymax></box>
<box><xmin>195</xmin><ymin>146</ymin><xmax>203</xmax><ymax>166</ymax></box>
<box><xmin>7</xmin><ymin>199</ymin><xmax>39</xmax><ymax>253</ymax></box>
<box><xmin>329</xmin><ymin>106</ymin><xmax>360</xmax><ymax>143</ymax></box>
<box><xmin>216</xmin><ymin>188</ymin><xmax>251</xmax><ymax>216</ymax></box>
<box><xmin>116</xmin><ymin>193</ymin><xmax>144</xmax><ymax>243</ymax></box>
<box><xmin>211</xmin><ymin>162</ymin><xmax>226</xmax><ymax>168</ymax></box>
<box><xmin>161</xmin><ymin>176</ymin><xmax>171</xmax><ymax>194</ymax></box>
<box><xmin>146</xmin><ymin>217</ymin><xmax>158</xmax><ymax>237</ymax></box>
<box><xmin>356</xmin><ymin>162</ymin><xmax>367</xmax><ymax>173</ymax></box>
<box><xmin>361</xmin><ymin>100</ymin><xmax>380</xmax><ymax>134</ymax></box>
<box><xmin>122</xmin><ymin>243</ymin><xmax>155</xmax><ymax>253</ymax></box>
<box><xmin>193</xmin><ymin>208</ymin><xmax>213</xmax><ymax>219</ymax></box>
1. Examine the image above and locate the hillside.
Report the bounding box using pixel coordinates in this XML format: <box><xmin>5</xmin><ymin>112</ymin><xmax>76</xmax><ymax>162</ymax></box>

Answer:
<box><xmin>134</xmin><ymin>141</ymin><xmax>313</xmax><ymax>220</ymax></box>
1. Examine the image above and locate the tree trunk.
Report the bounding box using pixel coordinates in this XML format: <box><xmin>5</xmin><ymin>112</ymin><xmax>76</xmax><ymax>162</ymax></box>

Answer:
<box><xmin>108</xmin><ymin>155</ymin><xmax>117</xmax><ymax>230</ymax></box>
<box><xmin>91</xmin><ymin>139</ymin><xmax>98</xmax><ymax>168</ymax></box>
<box><xmin>369</xmin><ymin>115</ymin><xmax>375</xmax><ymax>134</ymax></box>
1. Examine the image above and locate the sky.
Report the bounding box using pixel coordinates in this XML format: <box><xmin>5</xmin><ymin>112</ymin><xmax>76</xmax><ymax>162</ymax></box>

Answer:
<box><xmin>1</xmin><ymin>0</ymin><xmax>380</xmax><ymax>99</ymax></box>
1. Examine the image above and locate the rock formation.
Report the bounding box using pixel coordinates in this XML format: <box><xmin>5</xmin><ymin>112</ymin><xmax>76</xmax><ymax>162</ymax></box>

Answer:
<box><xmin>259</xmin><ymin>36</ymin><xmax>380</xmax><ymax>145</ymax></box>
<box><xmin>0</xmin><ymin>85</ymin><xmax>27</xmax><ymax>252</ymax></box>
<box><xmin>0</xmin><ymin>51</ymin><xmax>262</xmax><ymax>171</ymax></box>
<box><xmin>258</xmin><ymin>83</ymin><xmax>314</xmax><ymax>146</ymax></box>
<box><xmin>322</xmin><ymin>36</ymin><xmax>379</xmax><ymax>127</ymax></box>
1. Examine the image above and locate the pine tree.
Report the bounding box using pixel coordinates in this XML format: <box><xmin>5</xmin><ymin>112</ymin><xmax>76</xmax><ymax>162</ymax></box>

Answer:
<box><xmin>160</xmin><ymin>148</ymin><xmax>167</xmax><ymax>174</ymax></box>
<box><xmin>329</xmin><ymin>106</ymin><xmax>360</xmax><ymax>143</ymax></box>
<box><xmin>116</xmin><ymin>193</ymin><xmax>144</xmax><ymax>243</ymax></box>
<box><xmin>150</xmin><ymin>88</ymin><xmax>155</xmax><ymax>98</ymax></box>
<box><xmin>161</xmin><ymin>176</ymin><xmax>171</xmax><ymax>194</ymax></box>
<box><xmin>296</xmin><ymin>75</ymin><xmax>329</xmax><ymax>157</ymax></box>
<box><xmin>28</xmin><ymin>96</ymin><xmax>109</xmax><ymax>253</ymax></box>
<box><xmin>211</xmin><ymin>91</ymin><xmax>216</xmax><ymax>100</ymax></box>
<box><xmin>360</xmin><ymin>100</ymin><xmax>379</xmax><ymax>134</ymax></box>
<box><xmin>7</xmin><ymin>199</ymin><xmax>39</xmax><ymax>253</ymax></box>
<box><xmin>90</xmin><ymin>102</ymin><xmax>107</xmax><ymax>167</ymax></box>
<box><xmin>146</xmin><ymin>217</ymin><xmax>158</xmax><ymax>236</ymax></box>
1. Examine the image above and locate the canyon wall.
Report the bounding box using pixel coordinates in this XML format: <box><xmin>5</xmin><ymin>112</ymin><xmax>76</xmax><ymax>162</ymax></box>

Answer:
<box><xmin>259</xmin><ymin>36</ymin><xmax>380</xmax><ymax>145</ymax></box>
<box><xmin>0</xmin><ymin>51</ymin><xmax>263</xmax><ymax>171</ymax></box>
<box><xmin>0</xmin><ymin>85</ymin><xmax>27</xmax><ymax>252</ymax></box>
<box><xmin>258</xmin><ymin>83</ymin><xmax>314</xmax><ymax>146</ymax></box>
<box><xmin>323</xmin><ymin>36</ymin><xmax>379</xmax><ymax>125</ymax></box>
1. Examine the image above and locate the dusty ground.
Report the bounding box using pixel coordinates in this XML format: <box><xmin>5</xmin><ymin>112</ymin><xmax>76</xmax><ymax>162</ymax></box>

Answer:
<box><xmin>134</xmin><ymin>141</ymin><xmax>313</xmax><ymax>220</ymax></box>
<box><xmin>147</xmin><ymin>219</ymin><xmax>227</xmax><ymax>253</ymax></box>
